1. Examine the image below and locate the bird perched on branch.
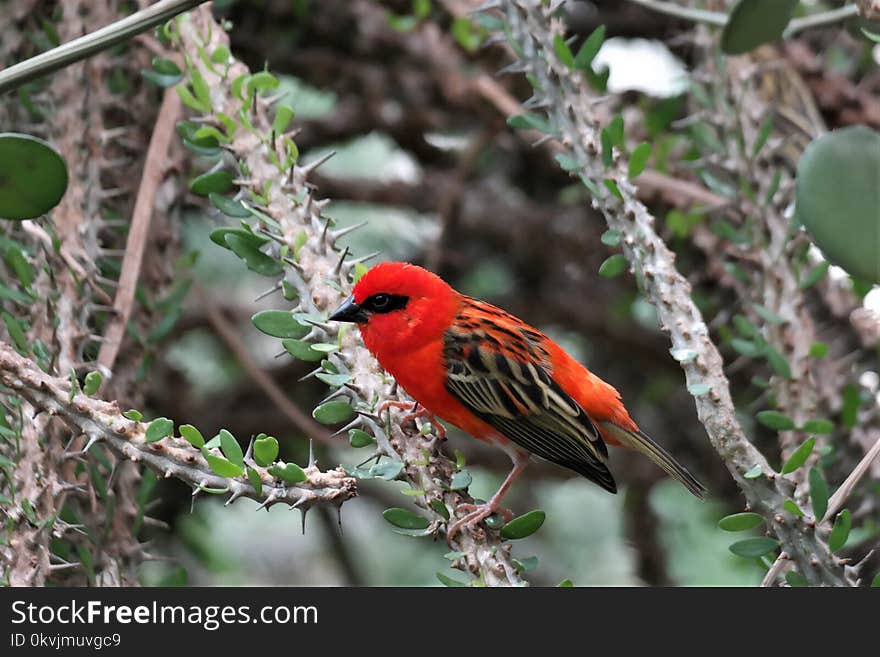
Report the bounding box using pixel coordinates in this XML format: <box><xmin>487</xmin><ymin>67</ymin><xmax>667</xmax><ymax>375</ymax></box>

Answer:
<box><xmin>330</xmin><ymin>261</ymin><xmax>706</xmax><ymax>539</ymax></box>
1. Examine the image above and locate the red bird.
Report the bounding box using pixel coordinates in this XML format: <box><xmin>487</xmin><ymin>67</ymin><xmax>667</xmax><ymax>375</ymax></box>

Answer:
<box><xmin>330</xmin><ymin>261</ymin><xmax>706</xmax><ymax>538</ymax></box>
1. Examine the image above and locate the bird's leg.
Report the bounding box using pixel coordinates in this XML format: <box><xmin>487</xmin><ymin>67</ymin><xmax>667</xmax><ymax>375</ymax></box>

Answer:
<box><xmin>446</xmin><ymin>453</ymin><xmax>529</xmax><ymax>542</ymax></box>
<box><xmin>377</xmin><ymin>400</ymin><xmax>447</xmax><ymax>440</ymax></box>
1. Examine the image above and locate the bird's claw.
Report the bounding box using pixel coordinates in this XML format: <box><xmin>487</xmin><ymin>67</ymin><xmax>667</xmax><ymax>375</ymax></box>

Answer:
<box><xmin>377</xmin><ymin>400</ymin><xmax>447</xmax><ymax>440</ymax></box>
<box><xmin>446</xmin><ymin>502</ymin><xmax>514</xmax><ymax>543</ymax></box>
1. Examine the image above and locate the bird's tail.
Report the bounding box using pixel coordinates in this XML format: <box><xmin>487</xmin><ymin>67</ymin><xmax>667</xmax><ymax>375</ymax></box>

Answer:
<box><xmin>599</xmin><ymin>422</ymin><xmax>707</xmax><ymax>500</ymax></box>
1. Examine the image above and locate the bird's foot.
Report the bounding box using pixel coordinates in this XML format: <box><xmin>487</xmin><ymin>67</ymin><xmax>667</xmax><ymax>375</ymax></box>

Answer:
<box><xmin>377</xmin><ymin>400</ymin><xmax>446</xmax><ymax>440</ymax></box>
<box><xmin>446</xmin><ymin>501</ymin><xmax>514</xmax><ymax>543</ymax></box>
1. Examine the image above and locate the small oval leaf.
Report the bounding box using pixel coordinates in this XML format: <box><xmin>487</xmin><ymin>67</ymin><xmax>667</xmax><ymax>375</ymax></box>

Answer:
<box><xmin>179</xmin><ymin>424</ymin><xmax>205</xmax><ymax>448</ymax></box>
<box><xmin>312</xmin><ymin>401</ymin><xmax>355</xmax><ymax>425</ymax></box>
<box><xmin>0</xmin><ymin>133</ymin><xmax>69</xmax><ymax>220</ymax></box>
<box><xmin>728</xmin><ymin>537</ymin><xmax>780</xmax><ymax>558</ymax></box>
<box><xmin>809</xmin><ymin>467</ymin><xmax>829</xmax><ymax>520</ymax></box>
<box><xmin>218</xmin><ymin>429</ymin><xmax>243</xmax><ymax>468</ymax></box>
<box><xmin>781</xmin><ymin>437</ymin><xmax>815</xmax><ymax>474</ymax></box>
<box><xmin>500</xmin><ymin>510</ymin><xmax>546</xmax><ymax>539</ymax></box>
<box><xmin>828</xmin><ymin>509</ymin><xmax>851</xmax><ymax>553</ymax></box>
<box><xmin>718</xmin><ymin>512</ymin><xmax>764</xmax><ymax>532</ymax></box>
<box><xmin>267</xmin><ymin>461</ymin><xmax>307</xmax><ymax>483</ymax></box>
<box><xmin>252</xmin><ymin>310</ymin><xmax>309</xmax><ymax>339</ymax></box>
<box><xmin>145</xmin><ymin>417</ymin><xmax>173</xmax><ymax>443</ymax></box>
<box><xmin>253</xmin><ymin>435</ymin><xmax>279</xmax><ymax>467</ymax></box>
<box><xmin>383</xmin><ymin>507</ymin><xmax>430</xmax><ymax>530</ymax></box>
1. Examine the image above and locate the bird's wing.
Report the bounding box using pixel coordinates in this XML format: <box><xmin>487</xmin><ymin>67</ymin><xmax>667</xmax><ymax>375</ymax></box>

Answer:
<box><xmin>443</xmin><ymin>299</ymin><xmax>616</xmax><ymax>493</ymax></box>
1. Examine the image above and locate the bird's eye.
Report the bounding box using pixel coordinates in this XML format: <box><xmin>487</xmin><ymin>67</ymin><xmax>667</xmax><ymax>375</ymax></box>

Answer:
<box><xmin>371</xmin><ymin>293</ymin><xmax>391</xmax><ymax>310</ymax></box>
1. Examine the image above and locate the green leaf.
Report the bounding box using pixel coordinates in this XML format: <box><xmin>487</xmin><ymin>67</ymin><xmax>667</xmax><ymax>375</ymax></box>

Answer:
<box><xmin>209</xmin><ymin>193</ymin><xmax>251</xmax><ymax>218</ymax></box>
<box><xmin>785</xmin><ymin>571</ymin><xmax>809</xmax><ymax>587</ymax></box>
<box><xmin>728</xmin><ymin>537</ymin><xmax>780</xmax><ymax>558</ymax></box>
<box><xmin>246</xmin><ymin>466</ymin><xmax>263</xmax><ymax>497</ymax></box>
<box><xmin>1</xmin><ymin>312</ymin><xmax>28</xmax><ymax>355</ymax></box>
<box><xmin>720</xmin><ymin>0</ymin><xmax>798</xmax><ymax>55</ymax></box>
<box><xmin>273</xmin><ymin>105</ymin><xmax>295</xmax><ymax>135</ymax></box>
<box><xmin>607</xmin><ymin>115</ymin><xmax>624</xmax><ymax>148</ymax></box>
<box><xmin>600</xmin><ymin>129</ymin><xmax>613</xmax><ymax>168</ymax></box>
<box><xmin>603</xmin><ymin>179</ymin><xmax>623</xmax><ymax>200</ymax></box>
<box><xmin>449</xmin><ymin>469</ymin><xmax>472</xmax><ymax>491</ymax></box>
<box><xmin>781</xmin><ymin>437</ymin><xmax>815</xmax><ymax>474</ymax></box>
<box><xmin>783</xmin><ymin>499</ymin><xmax>804</xmax><ymax>517</ymax></box>
<box><xmin>142</xmin><ymin>57</ymin><xmax>183</xmax><ymax>88</ymax></box>
<box><xmin>752</xmin><ymin>114</ymin><xmax>774</xmax><ymax>158</ymax></box>
<box><xmin>267</xmin><ymin>461</ymin><xmax>307</xmax><ymax>483</ymax></box>
<box><xmin>796</xmin><ymin>126</ymin><xmax>880</xmax><ymax>283</ymax></box>
<box><xmin>687</xmin><ymin>383</ymin><xmax>710</xmax><ymax>396</ymax></box>
<box><xmin>369</xmin><ymin>461</ymin><xmax>404</xmax><ymax>480</ymax></box>
<box><xmin>500</xmin><ymin>510</ymin><xmax>545</xmax><ymax>539</ymax></box>
<box><xmin>598</xmin><ymin>254</ymin><xmax>628</xmax><ymax>278</ymax></box>
<box><xmin>430</xmin><ymin>499</ymin><xmax>450</xmax><ymax>520</ymax></box>
<box><xmin>247</xmin><ymin>71</ymin><xmax>280</xmax><ymax>95</ymax></box>
<box><xmin>252</xmin><ymin>310</ymin><xmax>309</xmax><ymax>339</ymax></box>
<box><xmin>145</xmin><ymin>417</ymin><xmax>173</xmax><ymax>443</ymax></box>
<box><xmin>312</xmin><ymin>401</ymin><xmax>355</xmax><ymax>424</ymax></box>
<box><xmin>628</xmin><ymin>142</ymin><xmax>651</xmax><ymax>179</ymax></box>
<box><xmin>82</xmin><ymin>371</ymin><xmax>102</xmax><ymax>396</ymax></box>
<box><xmin>383</xmin><ymin>507</ymin><xmax>430</xmax><ymax>530</ymax></box>
<box><xmin>209</xmin><ymin>227</ymin><xmax>268</xmax><ymax>250</ymax></box>
<box><xmin>756</xmin><ymin>410</ymin><xmax>796</xmax><ymax>431</ymax></box>
<box><xmin>718</xmin><ymin>512</ymin><xmax>764</xmax><ymax>532</ymax></box>
<box><xmin>828</xmin><ymin>509</ymin><xmax>851</xmax><ymax>553</ymax></box>
<box><xmin>553</xmin><ymin>34</ymin><xmax>574</xmax><ymax>68</ymax></box>
<box><xmin>179</xmin><ymin>424</ymin><xmax>204</xmax><ymax>448</ymax></box>
<box><xmin>574</xmin><ymin>25</ymin><xmax>605</xmax><ymax>70</ymax></box>
<box><xmin>557</xmin><ymin>578</ymin><xmax>574</xmax><ymax>587</ymax></box>
<box><xmin>0</xmin><ymin>133</ymin><xmax>68</xmax><ymax>220</ymax></box>
<box><xmin>315</xmin><ymin>372</ymin><xmax>351</xmax><ymax>387</ymax></box>
<box><xmin>218</xmin><ymin>429</ymin><xmax>243</xmax><ymax>468</ymax></box>
<box><xmin>809</xmin><ymin>467</ymin><xmax>829</xmax><ymax>520</ymax></box>
<box><xmin>123</xmin><ymin>409</ymin><xmax>143</xmax><ymax>421</ymax></box>
<box><xmin>513</xmin><ymin>556</ymin><xmax>539</xmax><ymax>573</ymax></box>
<box><xmin>225</xmin><ymin>234</ymin><xmax>283</xmax><ymax>277</ymax></box>
<box><xmin>190</xmin><ymin>67</ymin><xmax>212</xmax><ymax>110</ymax></box>
<box><xmin>507</xmin><ymin>113</ymin><xmax>556</xmax><ymax>135</ymax></box>
<box><xmin>348</xmin><ymin>429</ymin><xmax>374</xmax><ymax>448</ymax></box>
<box><xmin>801</xmin><ymin>419</ymin><xmax>834</xmax><ymax>435</ymax></box>
<box><xmin>808</xmin><ymin>342</ymin><xmax>828</xmax><ymax>359</ymax></box>
<box><xmin>554</xmin><ymin>153</ymin><xmax>580</xmax><ymax>172</ymax></box>
<box><xmin>600</xmin><ymin>229</ymin><xmax>621</xmax><ymax>246</ymax></box>
<box><xmin>753</xmin><ymin>304</ymin><xmax>785</xmax><ymax>325</ymax></box>
<box><xmin>436</xmin><ymin>572</ymin><xmax>468</xmax><ymax>587</ymax></box>
<box><xmin>282</xmin><ymin>339</ymin><xmax>324</xmax><ymax>362</ymax></box>
<box><xmin>764</xmin><ymin>346</ymin><xmax>792</xmax><ymax>380</ymax></box>
<box><xmin>202</xmin><ymin>450</ymin><xmax>243</xmax><ymax>478</ymax></box>
<box><xmin>253</xmin><ymin>435</ymin><xmax>279</xmax><ymax>467</ymax></box>
<box><xmin>190</xmin><ymin>170</ymin><xmax>234</xmax><ymax>196</ymax></box>
<box><xmin>744</xmin><ymin>464</ymin><xmax>762</xmax><ymax>479</ymax></box>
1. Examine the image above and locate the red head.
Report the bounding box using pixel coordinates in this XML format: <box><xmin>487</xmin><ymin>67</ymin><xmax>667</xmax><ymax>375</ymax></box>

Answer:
<box><xmin>329</xmin><ymin>262</ymin><xmax>461</xmax><ymax>356</ymax></box>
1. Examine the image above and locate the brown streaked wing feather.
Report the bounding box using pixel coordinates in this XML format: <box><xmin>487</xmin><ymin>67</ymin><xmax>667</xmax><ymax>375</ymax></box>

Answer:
<box><xmin>443</xmin><ymin>300</ymin><xmax>616</xmax><ymax>493</ymax></box>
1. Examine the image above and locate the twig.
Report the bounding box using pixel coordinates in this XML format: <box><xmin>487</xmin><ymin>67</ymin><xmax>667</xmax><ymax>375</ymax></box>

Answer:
<box><xmin>761</xmin><ymin>551</ymin><xmax>790</xmax><ymax>587</ymax></box>
<box><xmin>626</xmin><ymin>0</ymin><xmax>727</xmax><ymax>27</ymax></box>
<box><xmin>0</xmin><ymin>0</ymin><xmax>208</xmax><ymax>94</ymax></box>
<box><xmin>822</xmin><ymin>434</ymin><xmax>880</xmax><ymax>524</ymax></box>
<box><xmin>195</xmin><ymin>285</ymin><xmax>336</xmax><ymax>445</ymax></box>
<box><xmin>0</xmin><ymin>341</ymin><xmax>356</xmax><ymax>511</ymax></box>
<box><xmin>785</xmin><ymin>5</ymin><xmax>860</xmax><ymax>37</ymax></box>
<box><xmin>97</xmin><ymin>88</ymin><xmax>181</xmax><ymax>374</ymax></box>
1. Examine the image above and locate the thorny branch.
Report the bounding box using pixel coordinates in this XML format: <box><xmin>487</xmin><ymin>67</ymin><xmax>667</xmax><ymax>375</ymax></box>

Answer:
<box><xmin>174</xmin><ymin>6</ymin><xmax>526</xmax><ymax>586</ymax></box>
<box><xmin>0</xmin><ymin>341</ymin><xmax>356</xmax><ymax>511</ymax></box>
<box><xmin>497</xmin><ymin>0</ymin><xmax>858</xmax><ymax>586</ymax></box>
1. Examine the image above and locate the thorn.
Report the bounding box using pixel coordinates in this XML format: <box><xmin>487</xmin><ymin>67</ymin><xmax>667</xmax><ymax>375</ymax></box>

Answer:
<box><xmin>471</xmin><ymin>0</ymin><xmax>501</xmax><ymax>12</ymax></box>
<box><xmin>330</xmin><ymin>220</ymin><xmax>368</xmax><ymax>242</ymax></box>
<box><xmin>308</xmin><ymin>439</ymin><xmax>316</xmax><ymax>468</ymax></box>
<box><xmin>349</xmin><ymin>250</ymin><xmax>380</xmax><ymax>266</ymax></box>
<box><xmin>299</xmin><ymin>151</ymin><xmax>336</xmax><ymax>177</ymax></box>
<box><xmin>48</xmin><ymin>561</ymin><xmax>82</xmax><ymax>572</ymax></box>
<box><xmin>256</xmin><ymin>490</ymin><xmax>279</xmax><ymax>511</ymax></box>
<box><xmin>532</xmin><ymin>134</ymin><xmax>555</xmax><ymax>148</ymax></box>
<box><xmin>299</xmin><ymin>367</ymin><xmax>323</xmax><ymax>382</ymax></box>
<box><xmin>331</xmin><ymin>417</ymin><xmax>363</xmax><ymax>437</ymax></box>
<box><xmin>355</xmin><ymin>410</ymin><xmax>382</xmax><ymax>423</ymax></box>
<box><xmin>82</xmin><ymin>434</ymin><xmax>100</xmax><ymax>453</ymax></box>
<box><xmin>480</xmin><ymin>33</ymin><xmax>505</xmax><ymax>49</ymax></box>
<box><xmin>225</xmin><ymin>489</ymin><xmax>244</xmax><ymax>506</ymax></box>
<box><xmin>313</xmin><ymin>198</ymin><xmax>331</xmax><ymax>211</ymax></box>
<box><xmin>254</xmin><ymin>283</ymin><xmax>283</xmax><ymax>302</ymax></box>
<box><xmin>245</xmin><ymin>436</ymin><xmax>255</xmax><ymax>461</ymax></box>
<box><xmin>522</xmin><ymin>95</ymin><xmax>550</xmax><ymax>110</ymax></box>
<box><xmin>496</xmin><ymin>61</ymin><xmax>530</xmax><ymax>77</ymax></box>
<box><xmin>300</xmin><ymin>507</ymin><xmax>308</xmax><ymax>535</ymax></box>
<box><xmin>334</xmin><ymin>246</ymin><xmax>351</xmax><ymax>276</ymax></box>
<box><xmin>336</xmin><ymin>505</ymin><xmax>343</xmax><ymax>534</ymax></box>
<box><xmin>319</xmin><ymin>387</ymin><xmax>348</xmax><ymax>405</ymax></box>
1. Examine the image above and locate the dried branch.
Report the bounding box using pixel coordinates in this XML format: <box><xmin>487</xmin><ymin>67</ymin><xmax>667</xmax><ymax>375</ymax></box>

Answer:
<box><xmin>174</xmin><ymin>6</ymin><xmax>525</xmax><ymax>586</ymax></box>
<box><xmin>497</xmin><ymin>1</ymin><xmax>854</xmax><ymax>586</ymax></box>
<box><xmin>0</xmin><ymin>341</ymin><xmax>356</xmax><ymax>511</ymax></box>
<box><xmin>97</xmin><ymin>89</ymin><xmax>181</xmax><ymax>375</ymax></box>
<box><xmin>823</xmin><ymin>435</ymin><xmax>880</xmax><ymax>524</ymax></box>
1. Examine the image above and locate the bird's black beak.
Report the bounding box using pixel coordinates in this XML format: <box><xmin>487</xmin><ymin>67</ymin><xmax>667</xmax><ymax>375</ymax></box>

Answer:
<box><xmin>329</xmin><ymin>295</ymin><xmax>368</xmax><ymax>323</ymax></box>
